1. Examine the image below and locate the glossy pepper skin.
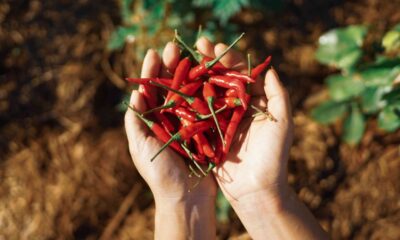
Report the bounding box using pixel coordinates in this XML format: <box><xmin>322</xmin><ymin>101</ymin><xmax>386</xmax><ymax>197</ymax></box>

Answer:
<box><xmin>208</xmin><ymin>75</ymin><xmax>248</xmax><ymax>110</ymax></box>
<box><xmin>251</xmin><ymin>56</ymin><xmax>271</xmax><ymax>79</ymax></box>
<box><xmin>225</xmin><ymin>89</ymin><xmax>238</xmax><ymax>98</ymax></box>
<box><xmin>164</xmin><ymin>57</ymin><xmax>191</xmax><ymax>105</ymax></box>
<box><xmin>217</xmin><ymin>70</ymin><xmax>256</xmax><ymax>83</ymax></box>
<box><xmin>145</xmin><ymin>81</ymin><xmax>203</xmax><ymax>114</ymax></box>
<box><xmin>214</xmin><ymin>97</ymin><xmax>242</xmax><ymax>109</ymax></box>
<box><xmin>203</xmin><ymin>82</ymin><xmax>225</xmax><ymax>145</ymax></box>
<box><xmin>126</xmin><ymin>105</ymin><xmax>188</xmax><ymax>157</ymax></box>
<box><xmin>137</xmin><ymin>82</ymin><xmax>175</xmax><ymax>133</ymax></box>
<box><xmin>150</xmin><ymin>120</ymin><xmax>214</xmax><ymax>161</ymax></box>
<box><xmin>222</xmin><ymin>94</ymin><xmax>250</xmax><ymax>156</ymax></box>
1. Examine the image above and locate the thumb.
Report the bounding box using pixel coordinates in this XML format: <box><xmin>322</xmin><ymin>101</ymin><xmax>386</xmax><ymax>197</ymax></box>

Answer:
<box><xmin>124</xmin><ymin>90</ymin><xmax>148</xmax><ymax>143</ymax></box>
<box><xmin>264</xmin><ymin>68</ymin><xmax>292</xmax><ymax>119</ymax></box>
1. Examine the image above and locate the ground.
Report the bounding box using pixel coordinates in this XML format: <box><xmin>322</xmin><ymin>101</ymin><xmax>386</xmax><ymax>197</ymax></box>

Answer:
<box><xmin>0</xmin><ymin>0</ymin><xmax>399</xmax><ymax>239</ymax></box>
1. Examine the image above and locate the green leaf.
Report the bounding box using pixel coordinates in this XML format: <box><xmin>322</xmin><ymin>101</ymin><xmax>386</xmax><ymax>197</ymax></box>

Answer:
<box><xmin>192</xmin><ymin>0</ymin><xmax>215</xmax><ymax>7</ymax></box>
<box><xmin>316</xmin><ymin>25</ymin><xmax>368</xmax><ymax>71</ymax></box>
<box><xmin>216</xmin><ymin>190</ymin><xmax>231</xmax><ymax>223</ymax></box>
<box><xmin>360</xmin><ymin>86</ymin><xmax>389</xmax><ymax>113</ymax></box>
<box><xmin>343</xmin><ymin>103</ymin><xmax>365</xmax><ymax>145</ymax></box>
<box><xmin>107</xmin><ymin>26</ymin><xmax>138</xmax><ymax>50</ymax></box>
<box><xmin>360</xmin><ymin>66</ymin><xmax>400</xmax><ymax>87</ymax></box>
<box><xmin>311</xmin><ymin>100</ymin><xmax>348</xmax><ymax>124</ymax></box>
<box><xmin>382</xmin><ymin>23</ymin><xmax>400</xmax><ymax>51</ymax></box>
<box><xmin>121</xmin><ymin>0</ymin><xmax>134</xmax><ymax>24</ymax></box>
<box><xmin>378</xmin><ymin>104</ymin><xmax>400</xmax><ymax>132</ymax></box>
<box><xmin>327</xmin><ymin>74</ymin><xmax>364</xmax><ymax>101</ymax></box>
<box><xmin>382</xmin><ymin>87</ymin><xmax>400</xmax><ymax>104</ymax></box>
<box><xmin>213</xmin><ymin>0</ymin><xmax>249</xmax><ymax>25</ymax></box>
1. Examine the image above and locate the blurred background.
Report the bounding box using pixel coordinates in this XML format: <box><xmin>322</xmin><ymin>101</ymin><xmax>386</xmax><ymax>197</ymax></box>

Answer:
<box><xmin>1</xmin><ymin>0</ymin><xmax>399</xmax><ymax>239</ymax></box>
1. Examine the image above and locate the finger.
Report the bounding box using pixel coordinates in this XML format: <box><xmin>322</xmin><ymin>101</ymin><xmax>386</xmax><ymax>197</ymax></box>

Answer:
<box><xmin>264</xmin><ymin>68</ymin><xmax>292</xmax><ymax>119</ymax></box>
<box><xmin>160</xmin><ymin>42</ymin><xmax>180</xmax><ymax>77</ymax></box>
<box><xmin>214</xmin><ymin>43</ymin><xmax>246</xmax><ymax>71</ymax></box>
<box><xmin>196</xmin><ymin>36</ymin><xmax>216</xmax><ymax>58</ymax></box>
<box><xmin>139</xmin><ymin>49</ymin><xmax>162</xmax><ymax>94</ymax></box>
<box><xmin>125</xmin><ymin>90</ymin><xmax>149</xmax><ymax>142</ymax></box>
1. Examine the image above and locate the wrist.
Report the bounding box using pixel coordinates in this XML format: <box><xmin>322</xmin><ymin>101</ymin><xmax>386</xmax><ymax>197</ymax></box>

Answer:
<box><xmin>154</xmin><ymin>194</ymin><xmax>216</xmax><ymax>240</ymax></box>
<box><xmin>230</xmin><ymin>182</ymin><xmax>291</xmax><ymax>216</ymax></box>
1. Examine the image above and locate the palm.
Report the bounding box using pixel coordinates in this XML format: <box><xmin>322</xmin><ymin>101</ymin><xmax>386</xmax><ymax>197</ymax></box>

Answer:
<box><xmin>125</xmin><ymin>46</ymin><xmax>217</xmax><ymax>199</ymax></box>
<box><xmin>192</xmin><ymin>37</ymin><xmax>293</xmax><ymax>201</ymax></box>
<box><xmin>215</xmin><ymin>95</ymin><xmax>292</xmax><ymax>201</ymax></box>
<box><xmin>129</xmin><ymin>133</ymin><xmax>217</xmax><ymax>198</ymax></box>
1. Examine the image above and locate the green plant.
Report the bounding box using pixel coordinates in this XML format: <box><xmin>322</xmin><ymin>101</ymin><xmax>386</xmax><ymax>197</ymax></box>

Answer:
<box><xmin>108</xmin><ymin>0</ymin><xmax>283</xmax><ymax>60</ymax></box>
<box><xmin>312</xmin><ymin>24</ymin><xmax>400</xmax><ymax>145</ymax></box>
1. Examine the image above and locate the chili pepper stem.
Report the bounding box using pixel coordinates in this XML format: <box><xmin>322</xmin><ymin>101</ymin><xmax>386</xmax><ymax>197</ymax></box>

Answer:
<box><xmin>143</xmin><ymin>102</ymin><xmax>174</xmax><ymax>115</ymax></box>
<box><xmin>150</xmin><ymin>80</ymin><xmax>191</xmax><ymax>99</ymax></box>
<box><xmin>175</xmin><ymin>29</ymin><xmax>202</xmax><ymax>63</ymax></box>
<box><xmin>150</xmin><ymin>133</ymin><xmax>179</xmax><ymax>161</ymax></box>
<box><xmin>193</xmin><ymin>25</ymin><xmax>202</xmax><ymax>49</ymax></box>
<box><xmin>181</xmin><ymin>143</ymin><xmax>207</xmax><ymax>177</ymax></box>
<box><xmin>188</xmin><ymin>164</ymin><xmax>202</xmax><ymax>178</ymax></box>
<box><xmin>206</xmin><ymin>162</ymin><xmax>216</xmax><ymax>174</ymax></box>
<box><xmin>207</xmin><ymin>99</ymin><xmax>226</xmax><ymax>146</ymax></box>
<box><xmin>198</xmin><ymin>105</ymin><xmax>227</xmax><ymax>120</ymax></box>
<box><xmin>250</xmin><ymin>105</ymin><xmax>277</xmax><ymax>122</ymax></box>
<box><xmin>247</xmin><ymin>53</ymin><xmax>251</xmax><ymax>76</ymax></box>
<box><xmin>124</xmin><ymin>102</ymin><xmax>153</xmax><ymax>127</ymax></box>
<box><xmin>205</xmin><ymin>33</ymin><xmax>245</xmax><ymax>69</ymax></box>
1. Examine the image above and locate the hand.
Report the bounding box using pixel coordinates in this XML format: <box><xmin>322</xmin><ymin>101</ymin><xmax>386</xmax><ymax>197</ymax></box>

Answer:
<box><xmin>195</xmin><ymin>37</ymin><xmax>293</xmax><ymax>203</ymax></box>
<box><xmin>124</xmin><ymin>43</ymin><xmax>217</xmax><ymax>239</ymax></box>
<box><xmin>195</xmin><ymin>37</ymin><xmax>327</xmax><ymax>240</ymax></box>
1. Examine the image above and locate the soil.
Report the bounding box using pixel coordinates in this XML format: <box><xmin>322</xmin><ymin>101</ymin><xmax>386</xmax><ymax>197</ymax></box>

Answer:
<box><xmin>1</xmin><ymin>0</ymin><xmax>399</xmax><ymax>239</ymax></box>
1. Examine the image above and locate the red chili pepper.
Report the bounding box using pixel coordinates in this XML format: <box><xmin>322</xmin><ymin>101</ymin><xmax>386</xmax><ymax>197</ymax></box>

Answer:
<box><xmin>216</xmin><ymin>114</ymin><xmax>228</xmax><ymax>133</ymax></box>
<box><xmin>150</xmin><ymin>120</ymin><xmax>213</xmax><ymax>161</ymax></box>
<box><xmin>126</xmin><ymin>104</ymin><xmax>188</xmax><ymax>158</ymax></box>
<box><xmin>219</xmin><ymin>70</ymin><xmax>255</xmax><ymax>83</ymax></box>
<box><xmin>225</xmin><ymin>89</ymin><xmax>238</xmax><ymax>98</ymax></box>
<box><xmin>202</xmin><ymin>56</ymin><xmax>227</xmax><ymax>72</ymax></box>
<box><xmin>212</xmin><ymin>137</ymin><xmax>223</xmax><ymax>165</ymax></box>
<box><xmin>223</xmin><ymin>107</ymin><xmax>246</xmax><ymax>155</ymax></box>
<box><xmin>251</xmin><ymin>56</ymin><xmax>271</xmax><ymax>79</ymax></box>
<box><xmin>222</xmin><ymin>94</ymin><xmax>250</xmax><ymax>155</ymax></box>
<box><xmin>174</xmin><ymin>106</ymin><xmax>227</xmax><ymax>122</ymax></box>
<box><xmin>203</xmin><ymin>82</ymin><xmax>225</xmax><ymax>145</ymax></box>
<box><xmin>164</xmin><ymin>57</ymin><xmax>191</xmax><ymax>105</ymax></box>
<box><xmin>208</xmin><ymin>75</ymin><xmax>248</xmax><ymax>110</ymax></box>
<box><xmin>215</xmin><ymin>97</ymin><xmax>242</xmax><ymax>108</ymax></box>
<box><xmin>143</xmin><ymin>81</ymin><xmax>202</xmax><ymax>114</ymax></box>
<box><xmin>188</xmin><ymin>33</ymin><xmax>245</xmax><ymax>81</ymax></box>
<box><xmin>126</xmin><ymin>77</ymin><xmax>172</xmax><ymax>86</ymax></box>
<box><xmin>137</xmin><ymin>83</ymin><xmax>175</xmax><ymax>133</ymax></box>
<box><xmin>151</xmin><ymin>81</ymin><xmax>210</xmax><ymax>115</ymax></box>
<box><xmin>196</xmin><ymin>133</ymin><xmax>215</xmax><ymax>158</ymax></box>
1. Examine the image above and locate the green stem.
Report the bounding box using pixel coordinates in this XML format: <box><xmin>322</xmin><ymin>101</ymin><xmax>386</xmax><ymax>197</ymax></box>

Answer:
<box><xmin>206</xmin><ymin>162</ymin><xmax>216</xmax><ymax>174</ymax></box>
<box><xmin>150</xmin><ymin>80</ymin><xmax>194</xmax><ymax>104</ymax></box>
<box><xmin>143</xmin><ymin>101</ymin><xmax>174</xmax><ymax>115</ymax></box>
<box><xmin>150</xmin><ymin>133</ymin><xmax>180</xmax><ymax>161</ymax></box>
<box><xmin>198</xmin><ymin>105</ymin><xmax>227</xmax><ymax>120</ymax></box>
<box><xmin>124</xmin><ymin>102</ymin><xmax>154</xmax><ymax>128</ymax></box>
<box><xmin>247</xmin><ymin>53</ymin><xmax>251</xmax><ymax>77</ymax></box>
<box><xmin>175</xmin><ymin>29</ymin><xmax>202</xmax><ymax>63</ymax></box>
<box><xmin>205</xmin><ymin>33</ymin><xmax>245</xmax><ymax>69</ymax></box>
<box><xmin>193</xmin><ymin>25</ymin><xmax>202</xmax><ymax>49</ymax></box>
<box><xmin>208</xmin><ymin>98</ymin><xmax>226</xmax><ymax>146</ymax></box>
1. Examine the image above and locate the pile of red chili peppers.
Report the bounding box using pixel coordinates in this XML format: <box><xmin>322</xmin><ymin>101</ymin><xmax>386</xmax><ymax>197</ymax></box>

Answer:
<box><xmin>126</xmin><ymin>31</ymin><xmax>271</xmax><ymax>174</ymax></box>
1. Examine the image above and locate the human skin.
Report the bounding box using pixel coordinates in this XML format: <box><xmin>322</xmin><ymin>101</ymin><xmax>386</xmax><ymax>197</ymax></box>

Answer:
<box><xmin>125</xmin><ymin>38</ymin><xmax>328</xmax><ymax>239</ymax></box>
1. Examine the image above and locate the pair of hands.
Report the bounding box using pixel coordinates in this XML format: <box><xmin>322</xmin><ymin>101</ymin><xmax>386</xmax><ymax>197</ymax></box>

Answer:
<box><xmin>125</xmin><ymin>37</ymin><xmax>294</xmax><ymax>237</ymax></box>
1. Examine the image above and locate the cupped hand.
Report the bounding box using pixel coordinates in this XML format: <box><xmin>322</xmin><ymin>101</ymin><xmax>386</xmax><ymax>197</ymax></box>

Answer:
<box><xmin>195</xmin><ymin>37</ymin><xmax>294</xmax><ymax>203</ymax></box>
<box><xmin>124</xmin><ymin>43</ymin><xmax>217</xmax><ymax>201</ymax></box>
